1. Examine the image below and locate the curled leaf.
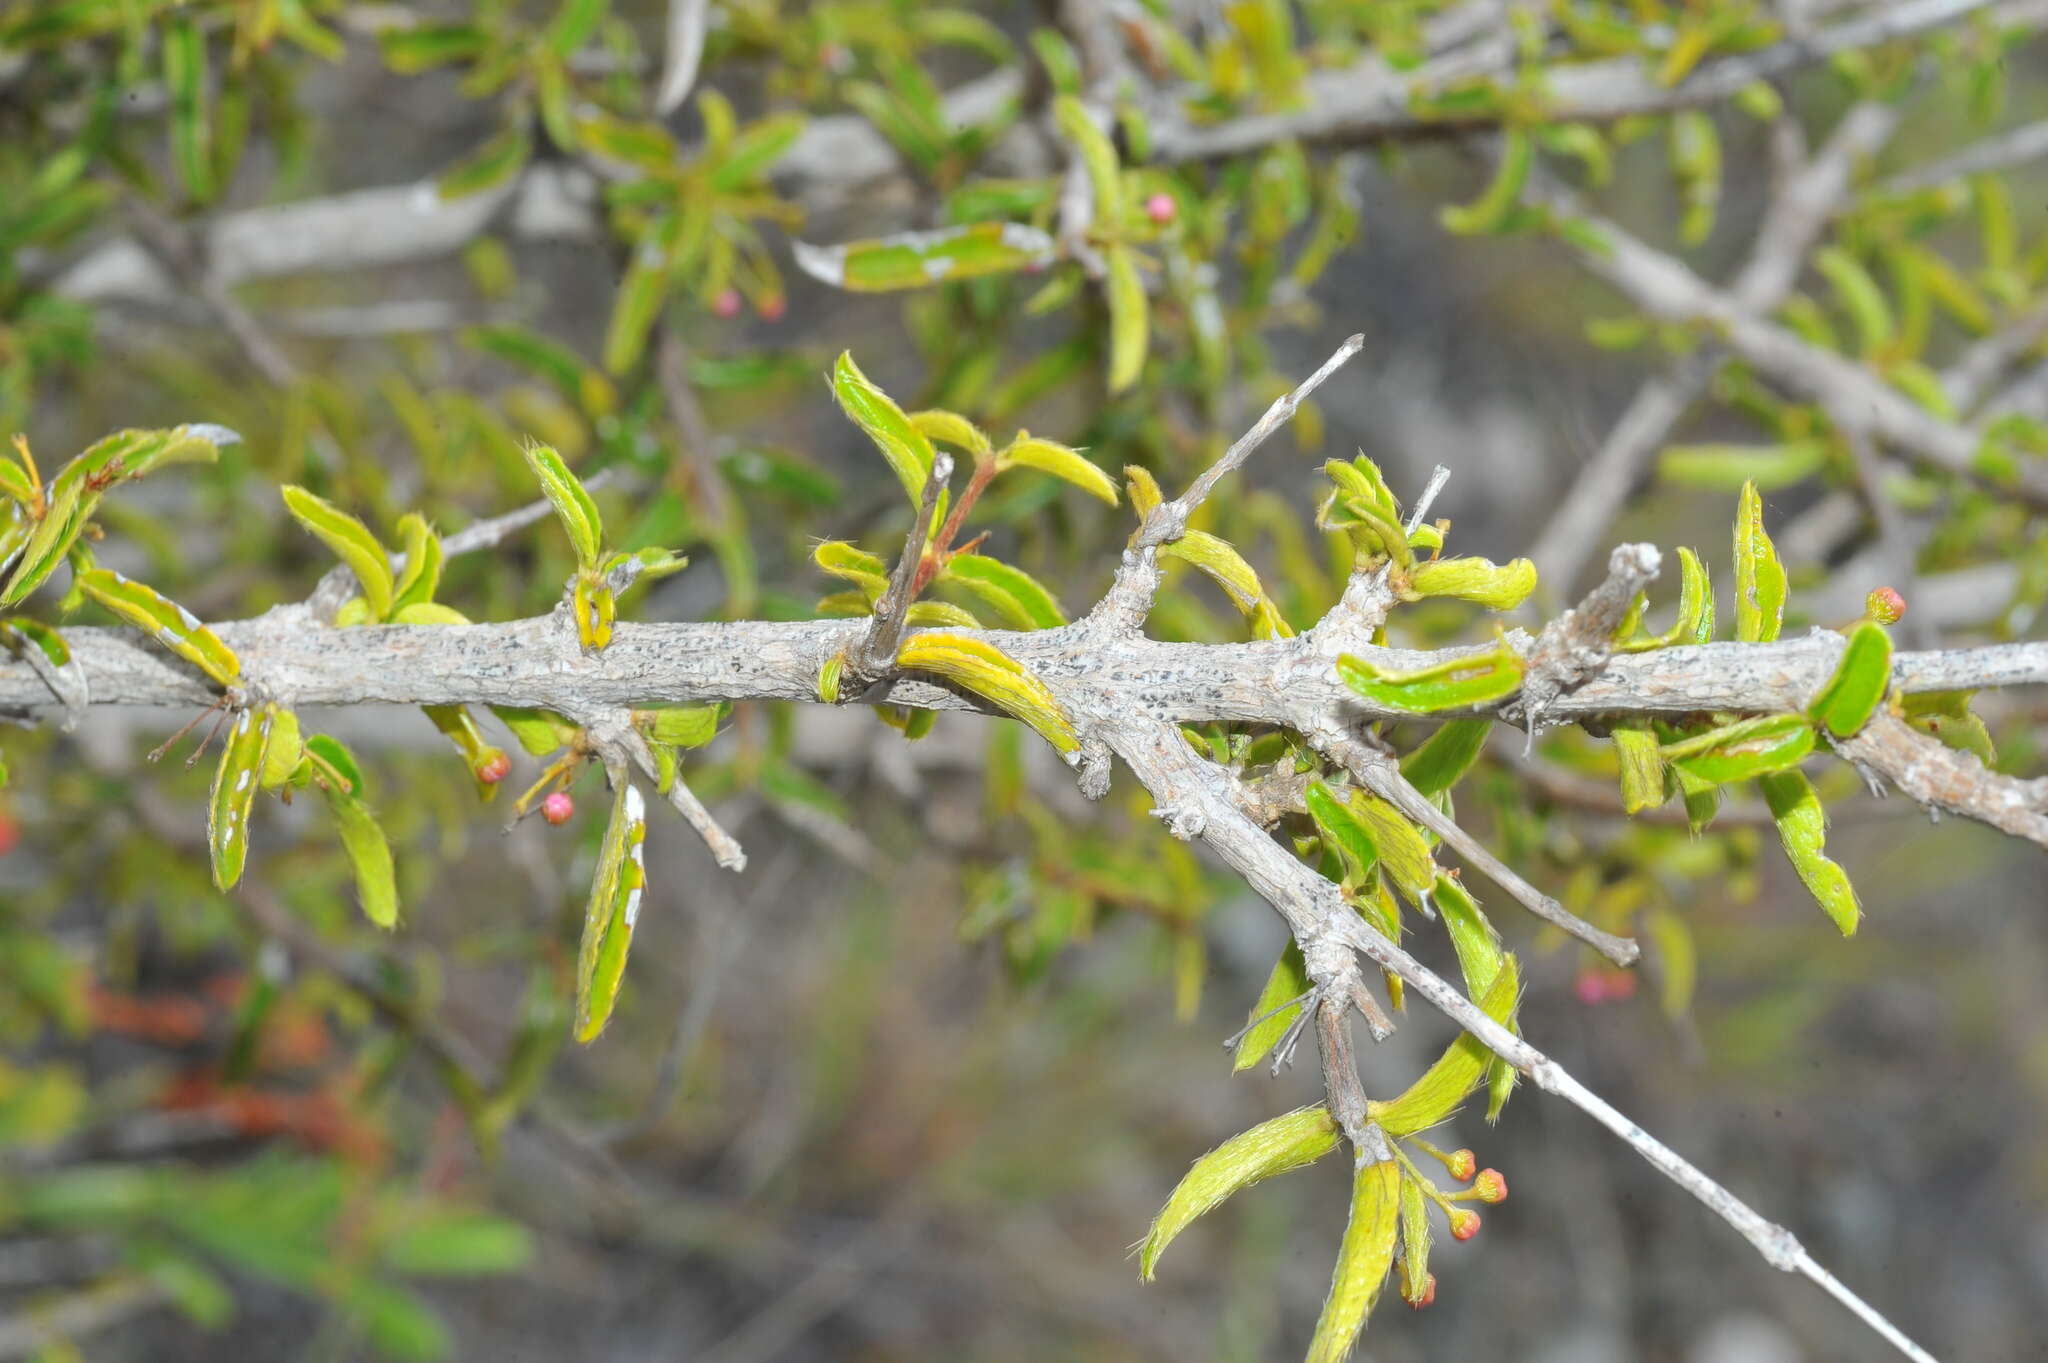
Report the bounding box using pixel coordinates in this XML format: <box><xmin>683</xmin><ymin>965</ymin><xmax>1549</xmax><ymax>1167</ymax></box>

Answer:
<box><xmin>1337</xmin><ymin>643</ymin><xmax>1524</xmax><ymax>714</ymax></box>
<box><xmin>323</xmin><ymin>778</ymin><xmax>398</xmax><ymax>929</ymax></box>
<box><xmin>1612</xmin><ymin>723</ymin><xmax>1666</xmax><ymax>813</ymax></box>
<box><xmin>1760</xmin><ymin>770</ymin><xmax>1860</xmax><ymax>936</ymax></box>
<box><xmin>997</xmin><ymin>434</ymin><xmax>1119</xmax><ymax>505</ymax></box>
<box><xmin>281</xmin><ymin>486</ymin><xmax>394</xmax><ymax>621</ymax></box>
<box><xmin>1809</xmin><ymin>621</ymin><xmax>1892</xmax><ymax>739</ymax></box>
<box><xmin>894</xmin><ymin>632</ymin><xmax>1079</xmax><ymax>753</ymax></box>
<box><xmin>1733</xmin><ymin>480</ymin><xmax>1785</xmax><ymax>644</ymax></box>
<box><xmin>76</xmin><ymin>570</ymin><xmax>239</xmax><ymax>686</ymax></box>
<box><xmin>1664</xmin><ymin>713</ymin><xmax>1815</xmax><ymax>785</ymax></box>
<box><xmin>940</xmin><ymin>554</ymin><xmax>1066</xmax><ymax>630</ymax></box>
<box><xmin>522</xmin><ymin>445</ymin><xmax>603</xmax><ymax>570</ymax></box>
<box><xmin>209</xmin><ymin>706</ymin><xmax>276</xmax><ymax>891</ymax></box>
<box><xmin>574</xmin><ymin>781</ymin><xmax>649</xmax><ymax>1042</ymax></box>
<box><xmin>1408</xmin><ymin>556</ymin><xmax>1537</xmax><ymax>611</ymax></box>
<box><xmin>793</xmin><ymin>222</ymin><xmax>1057</xmax><ymax>291</ymax></box>
<box><xmin>832</xmin><ymin>351</ymin><xmax>937</xmax><ymax>509</ymax></box>
<box><xmin>1139</xmin><ymin>1106</ymin><xmax>1340</xmax><ymax>1279</ymax></box>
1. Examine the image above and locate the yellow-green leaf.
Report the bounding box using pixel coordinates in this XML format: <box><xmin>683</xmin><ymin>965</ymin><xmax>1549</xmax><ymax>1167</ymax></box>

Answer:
<box><xmin>493</xmin><ymin>706</ymin><xmax>580</xmax><ymax>757</ymax></box>
<box><xmin>1138</xmin><ymin>1105</ymin><xmax>1340</xmax><ymax>1279</ymax></box>
<box><xmin>1105</xmin><ymin>243</ymin><xmax>1148</xmax><ymax>393</ymax></box>
<box><xmin>1304</xmin><ymin>1157</ymin><xmax>1401</xmax><ymax>1363</ymax></box>
<box><xmin>1733</xmin><ymin>480</ymin><xmax>1785</xmax><ymax>644</ymax></box>
<box><xmin>322</xmin><ymin>781</ymin><xmax>398</xmax><ymax>928</ymax></box>
<box><xmin>574</xmin><ymin>781</ymin><xmax>649</xmax><ymax>1042</ymax></box>
<box><xmin>1664</xmin><ymin>713</ymin><xmax>1814</xmax><ymax>785</ymax></box>
<box><xmin>1232</xmin><ymin>941</ymin><xmax>1311</xmax><ymax>1073</ymax></box>
<box><xmin>640</xmin><ymin>704</ymin><xmax>723</xmax><ymax>749</ymax></box>
<box><xmin>522</xmin><ymin>445</ymin><xmax>603</xmax><ymax>569</ymax></box>
<box><xmin>908</xmin><ymin>409</ymin><xmax>994</xmax><ymax>459</ymax></box>
<box><xmin>1400</xmin><ymin>718</ymin><xmax>1490</xmax><ymax>797</ymax></box>
<box><xmin>76</xmin><ymin>570</ymin><xmax>239</xmax><ymax>686</ymax></box>
<box><xmin>1440</xmin><ymin>129</ymin><xmax>1531</xmax><ymax>236</ymax></box>
<box><xmin>164</xmin><ymin>16</ymin><xmax>214</xmax><ymax>204</ymax></box>
<box><xmin>392</xmin><ymin>514</ymin><xmax>445</xmax><ymax>614</ymax></box>
<box><xmin>996</xmin><ymin>434</ymin><xmax>1119</xmax><ymax>505</ymax></box>
<box><xmin>281</xmin><ymin>486</ymin><xmax>394</xmax><ymax>621</ymax></box>
<box><xmin>813</xmin><ymin>540</ymin><xmax>890</xmax><ymax>602</ymax></box>
<box><xmin>1809</xmin><ymin>621</ymin><xmax>1892</xmax><ymax>739</ymax></box>
<box><xmin>1760</xmin><ymin>770</ymin><xmax>1860</xmax><ymax>936</ymax></box>
<box><xmin>1397</xmin><ymin>1171</ymin><xmax>1432</xmax><ymax>1304</ymax></box>
<box><xmin>209</xmin><ymin>705</ymin><xmax>275</xmax><ymax>890</ymax></box>
<box><xmin>1408</xmin><ymin>555</ymin><xmax>1537</xmax><ymax>611</ymax></box>
<box><xmin>438</xmin><ymin>121</ymin><xmax>532</xmax><ymax>201</ymax></box>
<box><xmin>1613</xmin><ymin>723</ymin><xmax>1666</xmax><ymax>813</ymax></box>
<box><xmin>832</xmin><ymin>351</ymin><xmax>937</xmax><ymax>508</ymax></box>
<box><xmin>261</xmin><ymin>709</ymin><xmax>303</xmax><ymax>789</ymax></box>
<box><xmin>793</xmin><ymin>222</ymin><xmax>1057</xmax><ymax>291</ymax></box>
<box><xmin>1053</xmin><ymin>94</ymin><xmax>1121</xmax><ymax>224</ymax></box>
<box><xmin>1164</xmin><ymin>530</ymin><xmax>1269</xmax><ymax>614</ymax></box>
<box><xmin>1337</xmin><ymin>643</ymin><xmax>1524</xmax><ymax>714</ymax></box>
<box><xmin>1369</xmin><ymin>957</ymin><xmax>1520</xmax><ymax>1136</ymax></box>
<box><xmin>894</xmin><ymin>632</ymin><xmax>1079</xmax><ymax>753</ymax></box>
<box><xmin>940</xmin><ymin>554</ymin><xmax>1066</xmax><ymax>630</ymax></box>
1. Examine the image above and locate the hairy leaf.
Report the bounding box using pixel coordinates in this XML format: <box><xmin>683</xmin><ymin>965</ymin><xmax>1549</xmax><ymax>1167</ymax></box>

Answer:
<box><xmin>1665</xmin><ymin>713</ymin><xmax>1815</xmax><ymax>785</ymax></box>
<box><xmin>1370</xmin><ymin>957</ymin><xmax>1521</xmax><ymax>1136</ymax></box>
<box><xmin>1407</xmin><ymin>556</ymin><xmax>1537</xmax><ymax>611</ymax></box>
<box><xmin>1105</xmin><ymin>243</ymin><xmax>1148</xmax><ymax>393</ymax></box>
<box><xmin>324</xmin><ymin>781</ymin><xmax>398</xmax><ymax>929</ymax></box>
<box><xmin>940</xmin><ymin>554</ymin><xmax>1066</xmax><ymax>630</ymax></box>
<box><xmin>574</xmin><ymin>781</ymin><xmax>649</xmax><ymax>1042</ymax></box>
<box><xmin>209</xmin><ymin>706</ymin><xmax>275</xmax><ymax>890</ymax></box>
<box><xmin>76</xmin><ymin>570</ymin><xmax>239</xmax><ymax>686</ymax></box>
<box><xmin>895</xmin><ymin>633</ymin><xmax>1079</xmax><ymax>753</ymax></box>
<box><xmin>1733</xmin><ymin>480</ymin><xmax>1785</xmax><ymax>644</ymax></box>
<box><xmin>522</xmin><ymin>445</ymin><xmax>603</xmax><ymax>569</ymax></box>
<box><xmin>832</xmin><ymin>351</ymin><xmax>937</xmax><ymax>508</ymax></box>
<box><xmin>1138</xmin><ymin>1106</ymin><xmax>1340</xmax><ymax>1279</ymax></box>
<box><xmin>1400</xmin><ymin>718</ymin><xmax>1491</xmax><ymax>797</ymax></box>
<box><xmin>1304</xmin><ymin>1157</ymin><xmax>1401</xmax><ymax>1363</ymax></box>
<box><xmin>281</xmin><ymin>486</ymin><xmax>394</xmax><ymax>621</ymax></box>
<box><xmin>998</xmin><ymin>435</ymin><xmax>1119</xmax><ymax>505</ymax></box>
<box><xmin>1232</xmin><ymin>941</ymin><xmax>1311</xmax><ymax>1073</ymax></box>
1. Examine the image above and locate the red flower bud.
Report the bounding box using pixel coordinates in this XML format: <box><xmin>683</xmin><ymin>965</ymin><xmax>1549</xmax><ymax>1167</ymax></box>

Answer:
<box><xmin>1446</xmin><ymin>1148</ymin><xmax>1477</xmax><ymax>1183</ymax></box>
<box><xmin>757</xmin><ymin>294</ymin><xmax>787</xmax><ymax>322</ymax></box>
<box><xmin>1145</xmin><ymin>192</ymin><xmax>1177</xmax><ymax>225</ymax></box>
<box><xmin>712</xmin><ymin>288</ymin><xmax>742</xmax><ymax>319</ymax></box>
<box><xmin>474</xmin><ymin>750</ymin><xmax>511</xmax><ymax>785</ymax></box>
<box><xmin>1472</xmin><ymin>1169</ymin><xmax>1507</xmax><ymax>1204</ymax></box>
<box><xmin>1449</xmin><ymin>1208</ymin><xmax>1481</xmax><ymax>1241</ymax></box>
<box><xmin>541</xmin><ymin>791</ymin><xmax>575</xmax><ymax>825</ymax></box>
<box><xmin>1865</xmin><ymin>586</ymin><xmax>1907</xmax><ymax>625</ymax></box>
<box><xmin>0</xmin><ymin>813</ymin><xmax>16</xmax><ymax>857</ymax></box>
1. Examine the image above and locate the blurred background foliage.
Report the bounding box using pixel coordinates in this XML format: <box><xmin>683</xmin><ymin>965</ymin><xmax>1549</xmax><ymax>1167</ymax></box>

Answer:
<box><xmin>2</xmin><ymin>0</ymin><xmax>2047</xmax><ymax>1359</ymax></box>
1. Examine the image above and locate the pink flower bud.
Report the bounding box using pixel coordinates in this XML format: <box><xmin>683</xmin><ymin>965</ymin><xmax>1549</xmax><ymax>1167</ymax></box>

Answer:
<box><xmin>1145</xmin><ymin>192</ymin><xmax>1177</xmax><ymax>225</ymax></box>
<box><xmin>1449</xmin><ymin>1209</ymin><xmax>1481</xmax><ymax>1241</ymax></box>
<box><xmin>541</xmin><ymin>791</ymin><xmax>575</xmax><ymax>825</ymax></box>
<box><xmin>474</xmin><ymin>750</ymin><xmax>511</xmax><ymax>785</ymax></box>
<box><xmin>1472</xmin><ymin>1169</ymin><xmax>1508</xmax><ymax>1204</ymax></box>
<box><xmin>1866</xmin><ymin>586</ymin><xmax>1907</xmax><ymax>625</ymax></box>
<box><xmin>712</xmin><ymin>288</ymin><xmax>742</xmax><ymax>319</ymax></box>
<box><xmin>1406</xmin><ymin>1273</ymin><xmax>1437</xmax><ymax>1308</ymax></box>
<box><xmin>757</xmin><ymin>294</ymin><xmax>786</xmax><ymax>322</ymax></box>
<box><xmin>1446</xmin><ymin>1148</ymin><xmax>1477</xmax><ymax>1182</ymax></box>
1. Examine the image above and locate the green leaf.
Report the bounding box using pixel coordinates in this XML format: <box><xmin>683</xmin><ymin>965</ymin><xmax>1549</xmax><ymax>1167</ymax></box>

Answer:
<box><xmin>1407</xmin><ymin>555</ymin><xmax>1537</xmax><ymax>610</ymax></box>
<box><xmin>1613</xmin><ymin>723</ymin><xmax>1666</xmax><ymax>813</ymax></box>
<box><xmin>832</xmin><ymin>351</ymin><xmax>937</xmax><ymax>509</ymax></box>
<box><xmin>76</xmin><ymin>570</ymin><xmax>240</xmax><ymax>686</ymax></box>
<box><xmin>940</xmin><ymin>554</ymin><xmax>1066</xmax><ymax>630</ymax></box>
<box><xmin>262</xmin><ymin>709</ymin><xmax>303</xmax><ymax>789</ymax></box>
<box><xmin>1440</xmin><ymin>129</ymin><xmax>1532</xmax><ymax>235</ymax></box>
<box><xmin>1664</xmin><ymin>713</ymin><xmax>1815</xmax><ymax>785</ymax></box>
<box><xmin>908</xmin><ymin>409</ymin><xmax>994</xmax><ymax>459</ymax></box>
<box><xmin>164</xmin><ymin>16</ymin><xmax>214</xmax><ymax>204</ymax></box>
<box><xmin>1733</xmin><ymin>480</ymin><xmax>1785</xmax><ymax>644</ymax></box>
<box><xmin>1760</xmin><ymin>770</ymin><xmax>1860</xmax><ymax>935</ymax></box>
<box><xmin>1104</xmin><ymin>243</ymin><xmax>1148</xmax><ymax>393</ymax></box>
<box><xmin>391</xmin><ymin>515</ymin><xmax>443</xmax><ymax>612</ymax></box>
<box><xmin>381</xmin><ymin>1211</ymin><xmax>531</xmax><ymax>1276</ymax></box>
<box><xmin>1303</xmin><ymin>1157</ymin><xmax>1401</xmax><ymax>1363</ymax></box>
<box><xmin>1397</xmin><ymin>1171</ymin><xmax>1432</xmax><ymax>1304</ymax></box>
<box><xmin>813</xmin><ymin>540</ymin><xmax>889</xmax><ymax>602</ymax></box>
<box><xmin>639</xmin><ymin>704</ymin><xmax>723</xmax><ymax>749</ymax></box>
<box><xmin>602</xmin><ymin>207</ymin><xmax>699</xmax><ymax>374</ymax></box>
<box><xmin>522</xmin><ymin>445</ymin><xmax>603</xmax><ymax>569</ymax></box>
<box><xmin>1900</xmin><ymin>690</ymin><xmax>1996</xmax><ymax>765</ymax></box>
<box><xmin>996</xmin><ymin>434</ymin><xmax>1119</xmax><ymax>505</ymax></box>
<box><xmin>492</xmin><ymin>707</ymin><xmax>580</xmax><ymax>757</ymax></box>
<box><xmin>376</xmin><ymin>22</ymin><xmax>488</xmax><ymax>71</ymax></box>
<box><xmin>573</xmin><ymin>781</ymin><xmax>648</xmax><ymax>1042</ymax></box>
<box><xmin>1369</xmin><ymin>955</ymin><xmax>1520</xmax><ymax>1136</ymax></box>
<box><xmin>894</xmin><ymin>633</ymin><xmax>1079</xmax><ymax>753</ymax></box>
<box><xmin>1232</xmin><ymin>941</ymin><xmax>1311</xmax><ymax>1072</ymax></box>
<box><xmin>0</xmin><ymin>616</ymin><xmax>69</xmax><ymax>669</ymax></box>
<box><xmin>1659</xmin><ymin>441</ymin><xmax>1828</xmax><ymax>491</ymax></box>
<box><xmin>1138</xmin><ymin>1105</ymin><xmax>1340</xmax><ymax>1279</ymax></box>
<box><xmin>1809</xmin><ymin>621</ymin><xmax>1892</xmax><ymax>738</ymax></box>
<box><xmin>1434</xmin><ymin>874</ymin><xmax>1505</xmax><ymax>1001</ymax></box>
<box><xmin>1400</xmin><ymin>718</ymin><xmax>1491</xmax><ymax>797</ymax></box>
<box><xmin>1336</xmin><ymin>643</ymin><xmax>1524</xmax><ymax>714</ymax></box>
<box><xmin>209</xmin><ymin>706</ymin><xmax>275</xmax><ymax>890</ymax></box>
<box><xmin>280</xmin><ymin>486</ymin><xmax>394</xmax><ymax>621</ymax></box>
<box><xmin>793</xmin><ymin>223</ymin><xmax>1057</xmax><ymax>291</ymax></box>
<box><xmin>305</xmin><ymin>734</ymin><xmax>364</xmax><ymax>796</ymax></box>
<box><xmin>437</xmin><ymin>121</ymin><xmax>531</xmax><ymax>200</ymax></box>
<box><xmin>1306</xmin><ymin>781</ymin><xmax>1435</xmax><ymax>904</ymax></box>
<box><xmin>1053</xmin><ymin>94</ymin><xmax>1120</xmax><ymax>224</ymax></box>
<box><xmin>323</xmin><ymin>781</ymin><xmax>399</xmax><ymax>929</ymax></box>
<box><xmin>1815</xmin><ymin>246</ymin><xmax>1895</xmax><ymax>359</ymax></box>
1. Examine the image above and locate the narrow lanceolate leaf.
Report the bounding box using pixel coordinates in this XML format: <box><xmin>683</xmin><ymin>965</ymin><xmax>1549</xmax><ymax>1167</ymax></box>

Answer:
<box><xmin>324</xmin><ymin>781</ymin><xmax>398</xmax><ymax>929</ymax></box>
<box><xmin>1733</xmin><ymin>480</ymin><xmax>1786</xmax><ymax>644</ymax></box>
<box><xmin>1305</xmin><ymin>781</ymin><xmax>1378</xmax><ymax>885</ymax></box>
<box><xmin>1053</xmin><ymin>94</ymin><xmax>1121</xmax><ymax>224</ymax></box>
<box><xmin>1104</xmin><ymin>243</ymin><xmax>1149</xmax><ymax>393</ymax></box>
<box><xmin>1304</xmin><ymin>1158</ymin><xmax>1401</xmax><ymax>1363</ymax></box>
<box><xmin>894</xmin><ymin>633</ymin><xmax>1079</xmax><ymax>754</ymax></box>
<box><xmin>164</xmin><ymin>16</ymin><xmax>214</xmax><ymax>204</ymax></box>
<box><xmin>1408</xmin><ymin>556</ymin><xmax>1538</xmax><ymax>611</ymax></box>
<box><xmin>996</xmin><ymin>435</ymin><xmax>1119</xmax><ymax>505</ymax></box>
<box><xmin>437</xmin><ymin>122</ymin><xmax>532</xmax><ymax>200</ymax></box>
<box><xmin>832</xmin><ymin>351</ymin><xmax>937</xmax><ymax>508</ymax></box>
<box><xmin>1760</xmin><ymin>771</ymin><xmax>1860</xmax><ymax>936</ymax></box>
<box><xmin>1809</xmin><ymin>621</ymin><xmax>1892</xmax><ymax>738</ymax></box>
<box><xmin>1612</xmin><ymin>723</ymin><xmax>1666</xmax><ymax>813</ymax></box>
<box><xmin>280</xmin><ymin>486</ymin><xmax>394</xmax><ymax>620</ymax></box>
<box><xmin>1164</xmin><ymin>530</ymin><xmax>1269</xmax><ymax>614</ymax></box>
<box><xmin>1369</xmin><ymin>958</ymin><xmax>1521</xmax><ymax>1136</ymax></box>
<box><xmin>1139</xmin><ymin>1106</ymin><xmax>1340</xmax><ymax>1280</ymax></box>
<box><xmin>1434</xmin><ymin>874</ymin><xmax>1506</xmax><ymax>1001</ymax></box>
<box><xmin>1233</xmin><ymin>941</ymin><xmax>1311</xmax><ymax>1073</ymax></box>
<box><xmin>1400</xmin><ymin>718</ymin><xmax>1491</xmax><ymax>797</ymax></box>
<box><xmin>1337</xmin><ymin>644</ymin><xmax>1524</xmax><ymax>714</ymax></box>
<box><xmin>574</xmin><ymin>782</ymin><xmax>649</xmax><ymax>1043</ymax></box>
<box><xmin>1440</xmin><ymin>128</ymin><xmax>1532</xmax><ymax>235</ymax></box>
<box><xmin>392</xmin><ymin>513</ymin><xmax>445</xmax><ymax>613</ymax></box>
<box><xmin>1398</xmin><ymin>1172</ymin><xmax>1432</xmax><ymax>1304</ymax></box>
<box><xmin>1674</xmin><ymin>546</ymin><xmax>1714</xmax><ymax>645</ymax></box>
<box><xmin>522</xmin><ymin>445</ymin><xmax>603</xmax><ymax>569</ymax></box>
<box><xmin>1664</xmin><ymin>713</ymin><xmax>1815</xmax><ymax>785</ymax></box>
<box><xmin>262</xmin><ymin>709</ymin><xmax>303</xmax><ymax>789</ymax></box>
<box><xmin>908</xmin><ymin>409</ymin><xmax>993</xmax><ymax>459</ymax></box>
<box><xmin>209</xmin><ymin>706</ymin><xmax>276</xmax><ymax>891</ymax></box>
<box><xmin>907</xmin><ymin>600</ymin><xmax>982</xmax><ymax>628</ymax></box>
<box><xmin>941</xmin><ymin>554</ymin><xmax>1067</xmax><ymax>630</ymax></box>
<box><xmin>76</xmin><ymin>570</ymin><xmax>239</xmax><ymax>687</ymax></box>
<box><xmin>792</xmin><ymin>223</ymin><xmax>1057</xmax><ymax>291</ymax></box>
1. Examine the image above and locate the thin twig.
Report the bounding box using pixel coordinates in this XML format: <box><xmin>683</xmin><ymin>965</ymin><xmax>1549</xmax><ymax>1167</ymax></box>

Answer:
<box><xmin>851</xmin><ymin>453</ymin><xmax>953</xmax><ymax>681</ymax></box>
